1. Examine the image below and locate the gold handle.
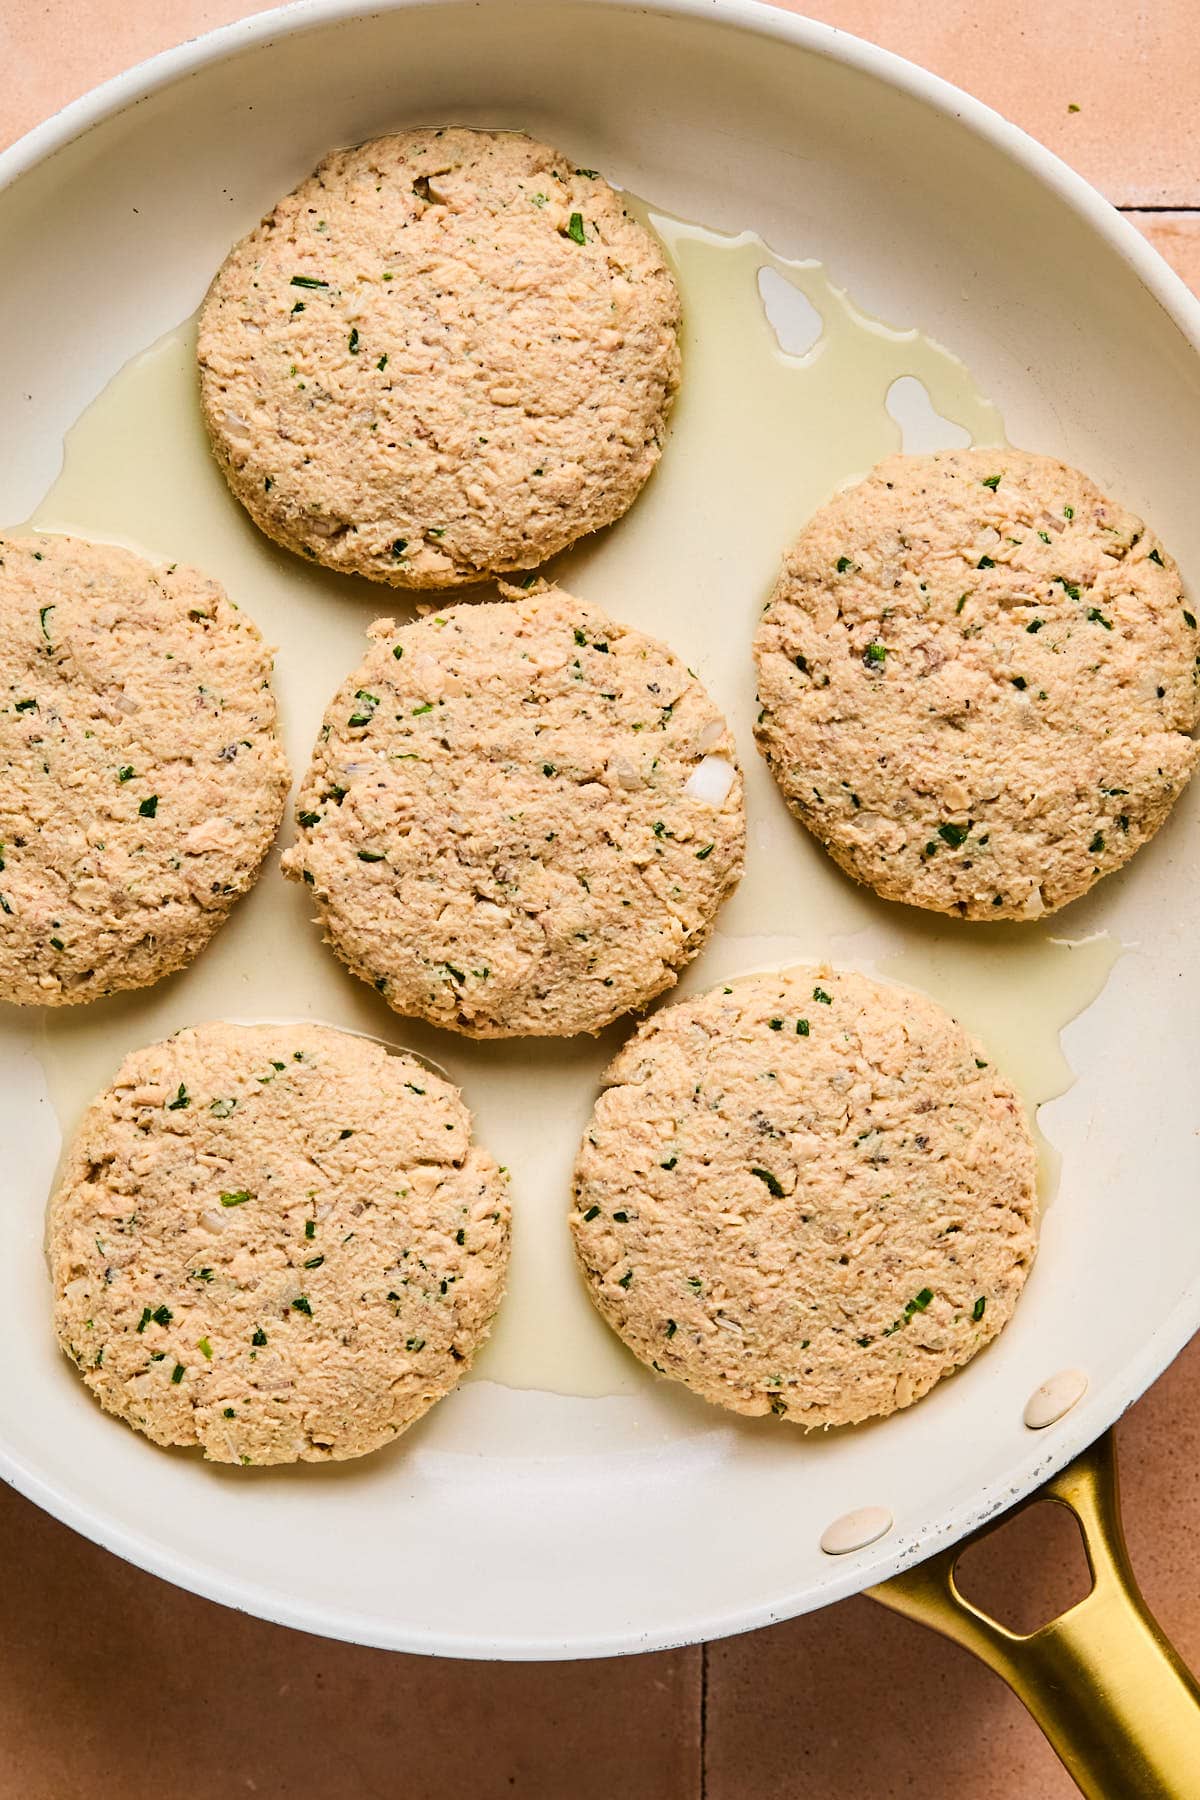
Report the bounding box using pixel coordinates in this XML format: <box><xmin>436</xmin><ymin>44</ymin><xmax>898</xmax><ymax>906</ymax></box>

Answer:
<box><xmin>868</xmin><ymin>1431</ymin><xmax>1200</xmax><ymax>1798</ymax></box>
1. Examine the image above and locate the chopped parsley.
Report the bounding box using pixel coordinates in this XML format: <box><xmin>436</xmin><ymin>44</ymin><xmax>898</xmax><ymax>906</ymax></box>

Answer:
<box><xmin>812</xmin><ymin>986</ymin><xmax>833</xmax><ymax>1004</ymax></box>
<box><xmin>298</xmin><ymin>810</ymin><xmax>322</xmax><ymax>828</ymax></box>
<box><xmin>219</xmin><ymin>1189</ymin><xmax>252</xmax><ymax>1207</ymax></box>
<box><xmin>863</xmin><ymin>640</ymin><xmax>888</xmax><ymax>667</ymax></box>
<box><xmin>797</xmin><ymin>1018</ymin><xmax>810</xmax><ymax>1035</ymax></box>
<box><xmin>138</xmin><ymin>794</ymin><xmax>158</xmax><ymax>818</ymax></box>
<box><xmin>198</xmin><ymin>1336</ymin><xmax>213</xmax><ymax>1360</ymax></box>
<box><xmin>210</xmin><ymin>1097</ymin><xmax>236</xmax><ymax>1118</ymax></box>
<box><xmin>117</xmin><ymin>765</ymin><xmax>135</xmax><ymax>782</ymax></box>
<box><xmin>290</xmin><ymin>274</ymin><xmax>329</xmax><ymax>288</ymax></box>
<box><xmin>1089</xmin><ymin>832</ymin><xmax>1105</xmax><ymax>855</ymax></box>
<box><xmin>835</xmin><ymin>555</ymin><xmax>854</xmax><ymax>574</ymax></box>
<box><xmin>750</xmin><ymin>1168</ymin><xmax>785</xmax><ymax>1197</ymax></box>
<box><xmin>357</xmin><ymin>848</ymin><xmax>386</xmax><ymax>862</ymax></box>
<box><xmin>972</xmin><ymin>1296</ymin><xmax>987</xmax><ymax>1321</ymax></box>
<box><xmin>566</xmin><ymin>212</ymin><xmax>586</xmax><ymax>245</ymax></box>
<box><xmin>171</xmin><ymin>1363</ymin><xmax>186</xmax><ymax>1384</ymax></box>
<box><xmin>1087</xmin><ymin>607</ymin><xmax>1113</xmax><ymax>629</ymax></box>
<box><xmin>291</xmin><ymin>1296</ymin><xmax>313</xmax><ymax>1316</ymax></box>
<box><xmin>348</xmin><ymin>327</ymin><xmax>360</xmax><ymax>354</ymax></box>
<box><xmin>977</xmin><ymin>555</ymin><xmax>995</xmax><ymax>570</ymax></box>
<box><xmin>981</xmin><ymin>474</ymin><xmax>1001</xmax><ymax>490</ymax></box>
<box><xmin>251</xmin><ymin>1327</ymin><xmax>267</xmax><ymax>1347</ymax></box>
<box><xmin>167</xmin><ymin>1083</ymin><xmax>190</xmax><ymax>1110</ymax></box>
<box><xmin>937</xmin><ymin>821</ymin><xmax>970</xmax><ymax>848</ymax></box>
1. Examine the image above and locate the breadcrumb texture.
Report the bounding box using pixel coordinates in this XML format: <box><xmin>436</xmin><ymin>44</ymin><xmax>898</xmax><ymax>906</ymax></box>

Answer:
<box><xmin>198</xmin><ymin>127</ymin><xmax>681</xmax><ymax>588</ymax></box>
<box><xmin>48</xmin><ymin>1022</ymin><xmax>510</xmax><ymax>1464</ymax></box>
<box><xmin>572</xmin><ymin>967</ymin><xmax>1037</xmax><ymax>1428</ymax></box>
<box><xmin>0</xmin><ymin>535</ymin><xmax>288</xmax><ymax>1005</ymax></box>
<box><xmin>753</xmin><ymin>449</ymin><xmax>1199</xmax><ymax>920</ymax></box>
<box><xmin>281</xmin><ymin>586</ymin><xmax>745</xmax><ymax>1037</ymax></box>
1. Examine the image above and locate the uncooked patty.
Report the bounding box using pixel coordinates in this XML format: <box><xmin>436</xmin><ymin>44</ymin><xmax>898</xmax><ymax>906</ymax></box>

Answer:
<box><xmin>198</xmin><ymin>127</ymin><xmax>681</xmax><ymax>588</ymax></box>
<box><xmin>571</xmin><ymin>967</ymin><xmax>1037</xmax><ymax>1428</ymax></box>
<box><xmin>281</xmin><ymin>586</ymin><xmax>745</xmax><ymax>1038</ymax></box>
<box><xmin>48</xmin><ymin>1021</ymin><xmax>510</xmax><ymax>1464</ymax></box>
<box><xmin>753</xmin><ymin>449</ymin><xmax>1199</xmax><ymax>920</ymax></box>
<box><xmin>0</xmin><ymin>535</ymin><xmax>288</xmax><ymax>1005</ymax></box>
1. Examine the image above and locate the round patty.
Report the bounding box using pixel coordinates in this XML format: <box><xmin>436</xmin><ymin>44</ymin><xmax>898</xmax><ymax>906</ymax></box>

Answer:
<box><xmin>48</xmin><ymin>1021</ymin><xmax>510</xmax><ymax>1465</ymax></box>
<box><xmin>571</xmin><ymin>967</ymin><xmax>1037</xmax><ymax>1428</ymax></box>
<box><xmin>0</xmin><ymin>535</ymin><xmax>288</xmax><ymax>1005</ymax></box>
<box><xmin>198</xmin><ymin>127</ymin><xmax>681</xmax><ymax>589</ymax></box>
<box><xmin>753</xmin><ymin>449</ymin><xmax>1199</xmax><ymax>920</ymax></box>
<box><xmin>281</xmin><ymin>586</ymin><xmax>745</xmax><ymax>1038</ymax></box>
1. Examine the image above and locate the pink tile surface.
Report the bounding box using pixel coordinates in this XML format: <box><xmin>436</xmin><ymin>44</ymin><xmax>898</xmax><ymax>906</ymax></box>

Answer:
<box><xmin>3</xmin><ymin>4</ymin><xmax>1199</xmax><ymax>1795</ymax></box>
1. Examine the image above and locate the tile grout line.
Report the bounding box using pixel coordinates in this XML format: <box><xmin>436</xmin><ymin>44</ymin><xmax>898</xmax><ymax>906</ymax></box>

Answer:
<box><xmin>699</xmin><ymin>1642</ymin><xmax>709</xmax><ymax>1798</ymax></box>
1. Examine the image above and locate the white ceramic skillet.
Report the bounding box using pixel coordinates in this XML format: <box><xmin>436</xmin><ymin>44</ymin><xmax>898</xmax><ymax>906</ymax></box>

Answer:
<box><xmin>2</xmin><ymin>2</ymin><xmax>1200</xmax><ymax>1789</ymax></box>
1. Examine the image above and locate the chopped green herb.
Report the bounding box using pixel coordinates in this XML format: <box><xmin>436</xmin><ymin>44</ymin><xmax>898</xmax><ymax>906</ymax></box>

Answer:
<box><xmin>835</xmin><ymin>555</ymin><xmax>853</xmax><ymax>574</ymax></box>
<box><xmin>251</xmin><ymin>1327</ymin><xmax>267</xmax><ymax>1347</ymax></box>
<box><xmin>1147</xmin><ymin>547</ymin><xmax>1165</xmax><ymax>566</ymax></box>
<box><xmin>1087</xmin><ymin>608</ymin><xmax>1113</xmax><ymax>629</ymax></box>
<box><xmin>955</xmin><ymin>593</ymin><xmax>968</xmax><ymax>614</ymax></box>
<box><xmin>660</xmin><ymin>1156</ymin><xmax>678</xmax><ymax>1171</ymax></box>
<box><xmin>117</xmin><ymin>765</ymin><xmax>135</xmax><ymax>782</ymax></box>
<box><xmin>972</xmin><ymin>1296</ymin><xmax>987</xmax><ymax>1321</ymax></box>
<box><xmin>863</xmin><ymin>640</ymin><xmax>888</xmax><ymax>667</ymax></box>
<box><xmin>769</xmin><ymin>1017</ymin><xmax>783</xmax><ymax>1031</ymax></box>
<box><xmin>665</xmin><ymin>1319</ymin><xmax>677</xmax><ymax>1339</ymax></box>
<box><xmin>1026</xmin><ymin>619</ymin><xmax>1044</xmax><ymax>633</ymax></box>
<box><xmin>1055</xmin><ymin>577</ymin><xmax>1081</xmax><ymax>600</ymax></box>
<box><xmin>303</xmin><ymin>1255</ymin><xmax>325</xmax><ymax>1270</ymax></box>
<box><xmin>937</xmin><ymin>821</ymin><xmax>970</xmax><ymax>848</ymax></box>
<box><xmin>412</xmin><ymin>701</ymin><xmax>433</xmax><ymax>715</ymax></box>
<box><xmin>981</xmin><ymin>474</ymin><xmax>1001</xmax><ymax>490</ymax></box>
<box><xmin>406</xmin><ymin>1337</ymin><xmax>425</xmax><ymax>1352</ymax></box>
<box><xmin>138</xmin><ymin>795</ymin><xmax>158</xmax><ymax>818</ymax></box>
<box><xmin>167</xmin><ymin>1083</ymin><xmax>190</xmax><ymax>1110</ymax></box>
<box><xmin>298</xmin><ymin>810</ymin><xmax>322</xmax><ymax>828</ymax></box>
<box><xmin>357</xmin><ymin>848</ymin><xmax>386</xmax><ymax>862</ymax></box>
<box><xmin>977</xmin><ymin>555</ymin><xmax>995</xmax><ymax>570</ymax></box>
<box><xmin>1063</xmin><ymin>505</ymin><xmax>1074</xmax><ymax>520</ymax></box>
<box><xmin>813</xmin><ymin>986</ymin><xmax>833</xmax><ymax>1004</ymax></box>
<box><xmin>582</xmin><ymin>1204</ymin><xmax>600</xmax><ymax>1222</ymax></box>
<box><xmin>290</xmin><ymin>274</ymin><xmax>329</xmax><ymax>289</ymax></box>
<box><xmin>566</xmin><ymin>211</ymin><xmax>586</xmax><ymax>244</ymax></box>
<box><xmin>1011</xmin><ymin>675</ymin><xmax>1027</xmax><ymax>690</ymax></box>
<box><xmin>171</xmin><ymin>1363</ymin><xmax>185</xmax><ymax>1384</ymax></box>
<box><xmin>1089</xmin><ymin>832</ymin><xmax>1105</xmax><ymax>854</ymax></box>
<box><xmin>1185</xmin><ymin>610</ymin><xmax>1197</xmax><ymax>630</ymax></box>
<box><xmin>210</xmin><ymin>1097</ymin><xmax>236</xmax><ymax>1118</ymax></box>
<box><xmin>695</xmin><ymin>842</ymin><xmax>715</xmax><ymax>860</ymax></box>
<box><xmin>750</xmin><ymin>1168</ymin><xmax>785</xmax><ymax>1196</ymax></box>
<box><xmin>292</xmin><ymin>1296</ymin><xmax>313</xmax><ymax>1316</ymax></box>
<box><xmin>198</xmin><ymin>1336</ymin><xmax>213</xmax><ymax>1360</ymax></box>
<box><xmin>136</xmin><ymin>1307</ymin><xmax>153</xmax><ymax>1333</ymax></box>
<box><xmin>220</xmin><ymin>1190</ymin><xmax>252</xmax><ymax>1207</ymax></box>
<box><xmin>152</xmin><ymin>1305</ymin><xmax>172</xmax><ymax>1328</ymax></box>
<box><xmin>348</xmin><ymin>327</ymin><xmax>360</xmax><ymax>353</ymax></box>
<box><xmin>617</xmin><ymin>1270</ymin><xmax>633</xmax><ymax>1289</ymax></box>
<box><xmin>377</xmin><ymin>354</ymin><xmax>389</xmax><ymax>371</ymax></box>
<box><xmin>797</xmin><ymin>1018</ymin><xmax>810</xmax><ymax>1035</ymax></box>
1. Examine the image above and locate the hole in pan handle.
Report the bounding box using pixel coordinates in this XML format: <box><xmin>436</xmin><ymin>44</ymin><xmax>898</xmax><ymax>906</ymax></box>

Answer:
<box><xmin>867</xmin><ymin>1431</ymin><xmax>1200</xmax><ymax>1800</ymax></box>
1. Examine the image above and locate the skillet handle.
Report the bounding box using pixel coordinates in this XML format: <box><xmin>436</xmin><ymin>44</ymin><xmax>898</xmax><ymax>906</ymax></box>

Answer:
<box><xmin>867</xmin><ymin>1430</ymin><xmax>1200</xmax><ymax>1799</ymax></box>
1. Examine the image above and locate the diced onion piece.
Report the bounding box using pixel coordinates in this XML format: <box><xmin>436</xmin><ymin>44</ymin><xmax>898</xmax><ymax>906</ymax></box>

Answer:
<box><xmin>697</xmin><ymin>717</ymin><xmax>726</xmax><ymax>751</ymax></box>
<box><xmin>685</xmin><ymin>755</ymin><xmax>736</xmax><ymax>805</ymax></box>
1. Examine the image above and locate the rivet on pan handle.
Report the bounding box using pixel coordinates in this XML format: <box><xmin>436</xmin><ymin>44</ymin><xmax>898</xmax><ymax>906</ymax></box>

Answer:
<box><xmin>867</xmin><ymin>1430</ymin><xmax>1200</xmax><ymax>1800</ymax></box>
